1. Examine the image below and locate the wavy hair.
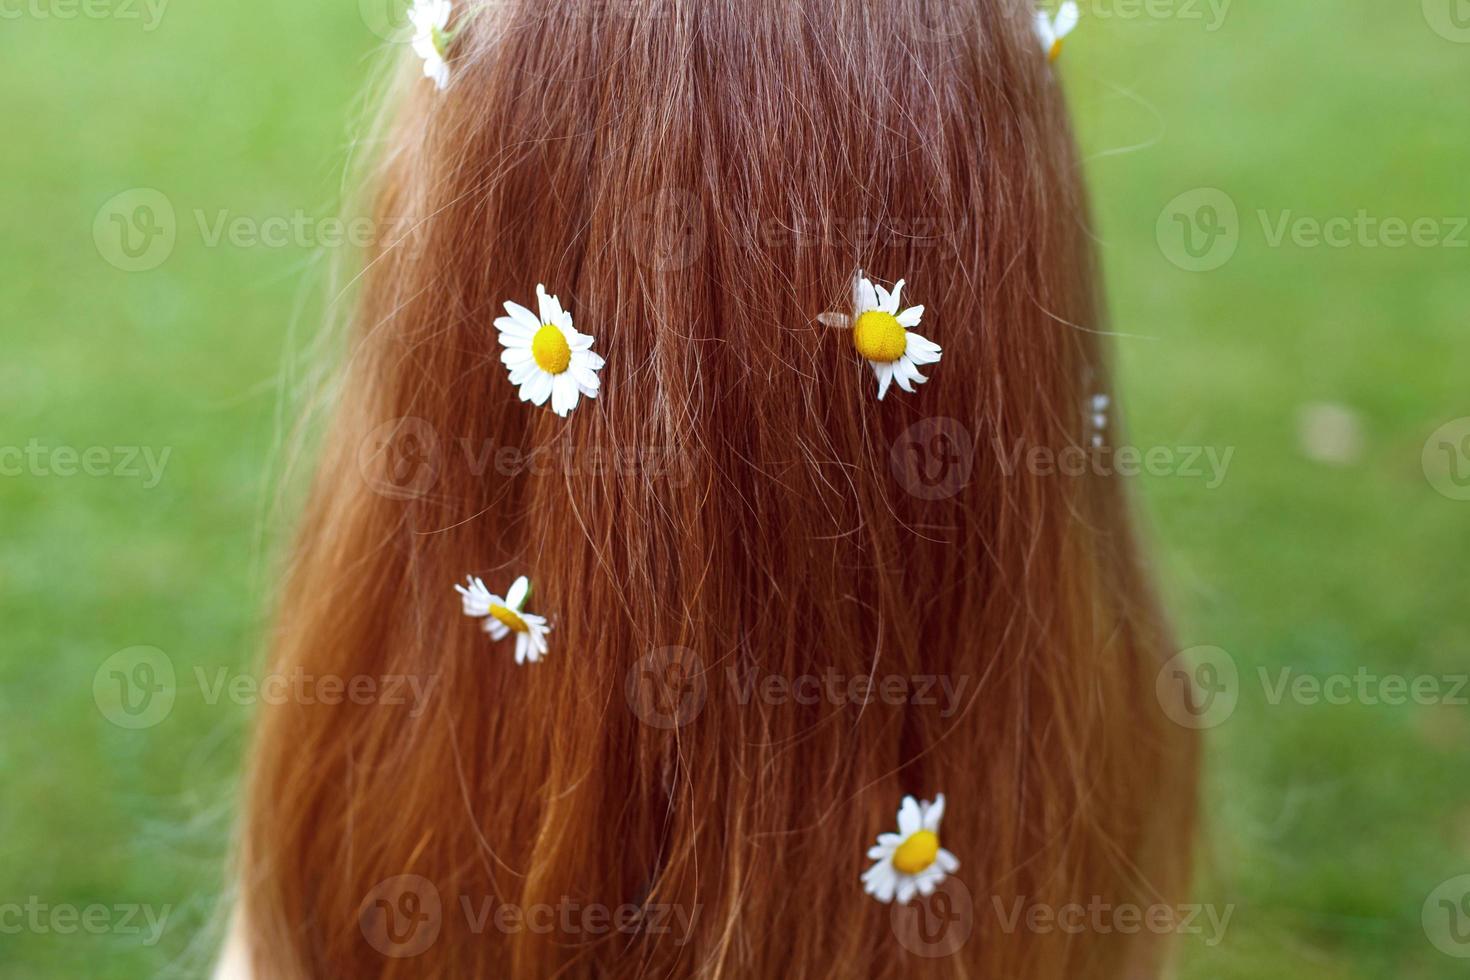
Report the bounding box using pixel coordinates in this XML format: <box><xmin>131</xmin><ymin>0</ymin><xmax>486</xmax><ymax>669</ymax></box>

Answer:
<box><xmin>235</xmin><ymin>0</ymin><xmax>1198</xmax><ymax>976</ymax></box>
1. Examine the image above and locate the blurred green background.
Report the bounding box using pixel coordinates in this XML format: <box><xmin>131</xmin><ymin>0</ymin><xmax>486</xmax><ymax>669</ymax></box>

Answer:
<box><xmin>2</xmin><ymin>1</ymin><xmax>1468</xmax><ymax>977</ymax></box>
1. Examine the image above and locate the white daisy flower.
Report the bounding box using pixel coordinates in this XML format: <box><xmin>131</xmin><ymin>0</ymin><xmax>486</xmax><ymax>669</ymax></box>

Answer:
<box><xmin>495</xmin><ymin>284</ymin><xmax>605</xmax><ymax>418</ymax></box>
<box><xmin>819</xmin><ymin>271</ymin><xmax>942</xmax><ymax>400</ymax></box>
<box><xmin>409</xmin><ymin>0</ymin><xmax>454</xmax><ymax>91</ymax></box>
<box><xmin>1035</xmin><ymin>1</ymin><xmax>1080</xmax><ymax>63</ymax></box>
<box><xmin>862</xmin><ymin>794</ymin><xmax>960</xmax><ymax>905</ymax></box>
<box><xmin>455</xmin><ymin>574</ymin><xmax>551</xmax><ymax>665</ymax></box>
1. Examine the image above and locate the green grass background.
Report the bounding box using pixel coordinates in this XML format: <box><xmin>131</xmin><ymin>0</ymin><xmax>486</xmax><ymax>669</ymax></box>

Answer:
<box><xmin>1</xmin><ymin>1</ymin><xmax>1467</xmax><ymax>976</ymax></box>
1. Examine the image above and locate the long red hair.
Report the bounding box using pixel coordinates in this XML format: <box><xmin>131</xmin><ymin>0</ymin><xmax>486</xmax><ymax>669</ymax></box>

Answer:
<box><xmin>238</xmin><ymin>0</ymin><xmax>1198</xmax><ymax>976</ymax></box>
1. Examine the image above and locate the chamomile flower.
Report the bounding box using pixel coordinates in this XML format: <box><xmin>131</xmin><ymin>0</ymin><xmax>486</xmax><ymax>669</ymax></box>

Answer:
<box><xmin>495</xmin><ymin>285</ymin><xmax>604</xmax><ymax>418</ymax></box>
<box><xmin>819</xmin><ymin>272</ymin><xmax>942</xmax><ymax>400</ymax></box>
<box><xmin>862</xmin><ymin>794</ymin><xmax>960</xmax><ymax>905</ymax></box>
<box><xmin>455</xmin><ymin>575</ymin><xmax>551</xmax><ymax>665</ymax></box>
<box><xmin>409</xmin><ymin>0</ymin><xmax>454</xmax><ymax>91</ymax></box>
<box><xmin>1035</xmin><ymin>1</ymin><xmax>1080</xmax><ymax>63</ymax></box>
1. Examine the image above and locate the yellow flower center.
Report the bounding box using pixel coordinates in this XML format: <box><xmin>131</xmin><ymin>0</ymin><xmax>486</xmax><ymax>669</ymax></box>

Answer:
<box><xmin>532</xmin><ymin>324</ymin><xmax>572</xmax><ymax>374</ymax></box>
<box><xmin>1049</xmin><ymin>38</ymin><xmax>1064</xmax><ymax>62</ymax></box>
<box><xmin>892</xmin><ymin>830</ymin><xmax>940</xmax><ymax>875</ymax></box>
<box><xmin>488</xmin><ymin>604</ymin><xmax>530</xmax><ymax>634</ymax></box>
<box><xmin>853</xmin><ymin>311</ymin><xmax>908</xmax><ymax>364</ymax></box>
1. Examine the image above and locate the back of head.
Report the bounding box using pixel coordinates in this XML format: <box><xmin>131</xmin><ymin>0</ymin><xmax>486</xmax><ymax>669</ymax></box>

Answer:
<box><xmin>239</xmin><ymin>1</ymin><xmax>1197</xmax><ymax>976</ymax></box>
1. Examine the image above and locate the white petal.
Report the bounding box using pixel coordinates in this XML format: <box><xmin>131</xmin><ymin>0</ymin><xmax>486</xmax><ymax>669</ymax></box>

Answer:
<box><xmin>515</xmin><ymin>633</ymin><xmax>531</xmax><ymax>664</ymax></box>
<box><xmin>885</xmin><ymin>279</ymin><xmax>906</xmax><ymax>314</ymax></box>
<box><xmin>501</xmin><ymin>349</ymin><xmax>534</xmax><ymax>368</ymax></box>
<box><xmin>505</xmin><ymin>576</ymin><xmax>530</xmax><ymax>610</ymax></box>
<box><xmin>896</xmin><ymin>305</ymin><xmax>925</xmax><ymax>328</ymax></box>
<box><xmin>525</xmin><ymin>372</ymin><xmax>554</xmax><ymax>406</ymax></box>
<box><xmin>571</xmin><ymin>363</ymin><xmax>601</xmax><ymax>394</ymax></box>
<box><xmin>1056</xmin><ymin>1</ymin><xmax>1080</xmax><ymax>39</ymax></box>
<box><xmin>536</xmin><ymin>284</ymin><xmax>565</xmax><ymax>326</ymax></box>
<box><xmin>503</xmin><ymin>302</ymin><xmax>541</xmax><ymax>333</ymax></box>
<box><xmin>817</xmin><ymin>312</ymin><xmax>850</xmax><ymax>329</ymax></box>
<box><xmin>508</xmin><ymin>363</ymin><xmax>540</xmax><ymax>385</ymax></box>
<box><xmin>923</xmin><ymin>794</ymin><xmax>945</xmax><ymax>831</ymax></box>
<box><xmin>936</xmin><ymin>849</ymin><xmax>960</xmax><ymax>873</ymax></box>
<box><xmin>856</xmin><ymin>274</ymin><xmax>880</xmax><ymax>314</ymax></box>
<box><xmin>455</xmin><ymin>577</ymin><xmax>492</xmax><ymax>616</ymax></box>
<box><xmin>897</xmin><ymin>796</ymin><xmax>922</xmax><ymax>837</ymax></box>
<box><xmin>905</xmin><ymin>331</ymin><xmax>942</xmax><ymax>361</ymax></box>
<box><xmin>897</xmin><ymin>878</ymin><xmax>918</xmax><ymax>905</ymax></box>
<box><xmin>551</xmin><ymin>373</ymin><xmax>579</xmax><ymax>417</ymax></box>
<box><xmin>1035</xmin><ymin>13</ymin><xmax>1055</xmax><ymax>49</ymax></box>
<box><xmin>893</xmin><ymin>360</ymin><xmax>919</xmax><ymax>393</ymax></box>
<box><xmin>874</xmin><ymin>283</ymin><xmax>893</xmax><ymax>312</ymax></box>
<box><xmin>873</xmin><ymin>362</ymin><xmax>895</xmax><ymax>401</ymax></box>
<box><xmin>485</xmin><ymin>619</ymin><xmax>510</xmax><ymax>641</ymax></box>
<box><xmin>494</xmin><ymin>315</ymin><xmax>531</xmax><ymax>338</ymax></box>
